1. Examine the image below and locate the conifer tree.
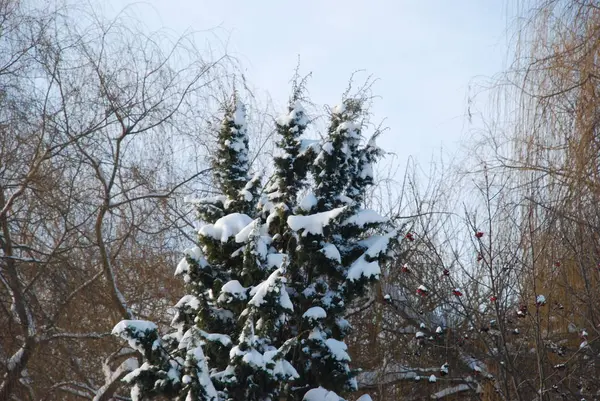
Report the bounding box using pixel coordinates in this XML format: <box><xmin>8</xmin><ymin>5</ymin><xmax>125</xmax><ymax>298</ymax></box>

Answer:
<box><xmin>269</xmin><ymin>90</ymin><xmax>311</xmax><ymax>208</ymax></box>
<box><xmin>113</xmin><ymin>89</ymin><xmax>397</xmax><ymax>401</ymax></box>
<box><xmin>264</xmin><ymin>88</ymin><xmax>315</xmax><ymax>254</ymax></box>
<box><xmin>284</xmin><ymin>98</ymin><xmax>393</xmax><ymax>400</ymax></box>
<box><xmin>213</xmin><ymin>95</ymin><xmax>250</xmax><ymax>205</ymax></box>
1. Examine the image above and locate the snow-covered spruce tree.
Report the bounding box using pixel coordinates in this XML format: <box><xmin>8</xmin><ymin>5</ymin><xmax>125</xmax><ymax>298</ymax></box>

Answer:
<box><xmin>112</xmin><ymin>91</ymin><xmax>397</xmax><ymax>401</ymax></box>
<box><xmin>212</xmin><ymin>94</ymin><xmax>257</xmax><ymax>214</ymax></box>
<box><xmin>111</xmin><ymin>95</ymin><xmax>257</xmax><ymax>401</ymax></box>
<box><xmin>264</xmin><ymin>90</ymin><xmax>317</xmax><ymax>288</ymax></box>
<box><xmin>283</xmin><ymin>98</ymin><xmax>395</xmax><ymax>401</ymax></box>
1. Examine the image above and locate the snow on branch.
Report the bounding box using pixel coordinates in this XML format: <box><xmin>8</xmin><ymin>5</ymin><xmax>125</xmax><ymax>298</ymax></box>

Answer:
<box><xmin>431</xmin><ymin>383</ymin><xmax>481</xmax><ymax>399</ymax></box>
<box><xmin>357</xmin><ymin>363</ymin><xmax>439</xmax><ymax>389</ymax></box>
<box><xmin>93</xmin><ymin>357</ymin><xmax>139</xmax><ymax>401</ymax></box>
<box><xmin>287</xmin><ymin>207</ymin><xmax>346</xmax><ymax>236</ymax></box>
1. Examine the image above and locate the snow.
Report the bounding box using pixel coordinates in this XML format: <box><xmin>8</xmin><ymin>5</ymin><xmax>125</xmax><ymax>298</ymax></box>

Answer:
<box><xmin>320</xmin><ymin>243</ymin><xmax>341</xmax><ymax>263</ymax></box>
<box><xmin>322</xmin><ymin>142</ymin><xmax>334</xmax><ymax>154</ymax></box>
<box><xmin>300</xmin><ymin>139</ymin><xmax>320</xmax><ymax>155</ymax></box>
<box><xmin>275</xmin><ymin>100</ymin><xmax>309</xmax><ymax>127</ymax></box>
<box><xmin>356</xmin><ymin>396</ymin><xmax>372</xmax><ymax>401</ymax></box>
<box><xmin>218</xmin><ymin>280</ymin><xmax>248</xmax><ymax>304</ymax></box>
<box><xmin>416</xmin><ymin>331</ymin><xmax>425</xmax><ymax>339</ymax></box>
<box><xmin>303</xmin><ymin>386</ymin><xmax>344</xmax><ymax>401</ymax></box>
<box><xmin>239</xmin><ymin>232</ymin><xmax>271</xmax><ymax>261</ymax></box>
<box><xmin>175</xmin><ymin>246</ymin><xmax>207</xmax><ymax>276</ymax></box>
<box><xmin>347</xmin><ymin>229</ymin><xmax>398</xmax><ymax>281</ymax></box>
<box><xmin>199</xmin><ymin>213</ymin><xmax>253</xmax><ymax>242</ymax></box>
<box><xmin>333</xmin><ymin>196</ymin><xmax>352</xmax><ymax>207</ymax></box>
<box><xmin>166</xmin><ymin>365</ymin><xmax>180</xmax><ymax>383</ymax></box>
<box><xmin>185</xmin><ymin>195</ymin><xmax>226</xmax><ymax>205</ymax></box>
<box><xmin>275</xmin><ymin>112</ymin><xmax>293</xmax><ymax>127</ymax></box>
<box><xmin>179</xmin><ymin>328</ymin><xmax>199</xmax><ymax>351</ymax></box>
<box><xmin>188</xmin><ymin>343</ymin><xmax>218</xmax><ymax>401</ymax></box>
<box><xmin>358</xmin><ymin>230</ymin><xmax>398</xmax><ymax>258</ymax></box>
<box><xmin>242</xmin><ymin>349</ymin><xmax>266</xmax><ymax>368</ymax></box>
<box><xmin>131</xmin><ymin>384</ymin><xmax>142</xmax><ymax>401</ymax></box>
<box><xmin>230</xmin><ymin>344</ymin><xmax>299</xmax><ymax>381</ymax></box>
<box><xmin>536</xmin><ymin>294</ymin><xmax>546</xmax><ymax>305</ymax></box>
<box><xmin>175</xmin><ymin>258</ymin><xmax>190</xmax><ymax>276</ymax></box>
<box><xmin>432</xmin><ymin>384</ymin><xmax>473</xmax><ymax>399</ymax></box>
<box><xmin>264</xmin><ymin>350</ymin><xmax>300</xmax><ymax>379</ymax></box>
<box><xmin>175</xmin><ymin>295</ymin><xmax>201</xmax><ymax>310</ymax></box>
<box><xmin>7</xmin><ymin>347</ymin><xmax>24</xmax><ymax>371</ymax></box>
<box><xmin>112</xmin><ymin>320</ymin><xmax>158</xmax><ymax>354</ymax></box>
<box><xmin>332</xmin><ymin>103</ymin><xmax>346</xmax><ymax>115</ymax></box>
<box><xmin>359</xmin><ymin>161</ymin><xmax>374</xmax><ymax>180</ymax></box>
<box><xmin>248</xmin><ymin>268</ymin><xmax>293</xmax><ymax>311</ymax></box>
<box><xmin>428</xmin><ymin>374</ymin><xmax>437</xmax><ymax>383</ymax></box>
<box><xmin>220</xmin><ymin>280</ymin><xmax>246</xmax><ymax>298</ymax></box>
<box><xmin>356</xmin><ymin>363</ymin><xmax>444</xmax><ymax>389</ymax></box>
<box><xmin>298</xmin><ymin>191</ymin><xmax>318</xmax><ymax>211</ymax></box>
<box><xmin>325</xmin><ymin>338</ymin><xmax>350</xmax><ymax>362</ymax></box>
<box><xmin>343</xmin><ymin>209</ymin><xmax>388</xmax><ymax>227</ymax></box>
<box><xmin>417</xmin><ymin>285</ymin><xmax>428</xmax><ymax>293</ymax></box>
<box><xmin>440</xmin><ymin>363</ymin><xmax>449</xmax><ymax>375</ymax></box>
<box><xmin>199</xmin><ymin>330</ymin><xmax>232</xmax><ymax>347</ymax></box>
<box><xmin>267</xmin><ymin>253</ymin><xmax>286</xmax><ymax>269</ymax></box>
<box><xmin>224</xmin><ymin>135</ymin><xmax>247</xmax><ymax>154</ymax></box>
<box><xmin>338</xmin><ymin>121</ymin><xmax>360</xmax><ymax>135</ymax></box>
<box><xmin>461</xmin><ymin>355</ymin><xmax>488</xmax><ymax>376</ymax></box>
<box><xmin>336</xmin><ymin>317</ymin><xmax>351</xmax><ymax>331</ymax></box>
<box><xmin>232</xmin><ymin>99</ymin><xmax>246</xmax><ymax>127</ymax></box>
<box><xmin>239</xmin><ymin>177</ymin><xmax>259</xmax><ymax>202</ymax></box>
<box><xmin>234</xmin><ymin>219</ymin><xmax>260</xmax><ymax>243</ymax></box>
<box><xmin>347</xmin><ymin>254</ymin><xmax>380</xmax><ymax>282</ymax></box>
<box><xmin>287</xmin><ymin>207</ymin><xmax>346</xmax><ymax>236</ymax></box>
<box><xmin>308</xmin><ymin>327</ymin><xmax>325</xmax><ymax>341</ymax></box>
<box><xmin>123</xmin><ymin>362</ymin><xmax>152</xmax><ymax>383</ymax></box>
<box><xmin>112</xmin><ymin>320</ymin><xmax>157</xmax><ymax>336</ymax></box>
<box><xmin>303</xmin><ymin>306</ymin><xmax>327</xmax><ymax>320</ymax></box>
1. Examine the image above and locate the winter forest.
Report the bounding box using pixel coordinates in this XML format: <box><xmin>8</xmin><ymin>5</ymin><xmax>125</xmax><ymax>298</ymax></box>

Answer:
<box><xmin>2</xmin><ymin>0</ymin><xmax>600</xmax><ymax>400</ymax></box>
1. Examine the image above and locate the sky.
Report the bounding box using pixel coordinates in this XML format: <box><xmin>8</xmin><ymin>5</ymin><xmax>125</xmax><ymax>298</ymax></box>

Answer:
<box><xmin>105</xmin><ymin>0</ymin><xmax>512</xmax><ymax>169</ymax></box>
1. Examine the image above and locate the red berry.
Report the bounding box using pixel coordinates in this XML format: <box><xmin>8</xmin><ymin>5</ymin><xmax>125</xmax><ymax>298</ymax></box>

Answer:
<box><xmin>477</xmin><ymin>253</ymin><xmax>483</xmax><ymax>262</ymax></box>
<box><xmin>475</xmin><ymin>231</ymin><xmax>484</xmax><ymax>238</ymax></box>
<box><xmin>405</xmin><ymin>232</ymin><xmax>414</xmax><ymax>242</ymax></box>
<box><xmin>442</xmin><ymin>269</ymin><xmax>450</xmax><ymax>277</ymax></box>
<box><xmin>452</xmin><ymin>289</ymin><xmax>463</xmax><ymax>297</ymax></box>
<box><xmin>554</xmin><ymin>261</ymin><xmax>561</xmax><ymax>267</ymax></box>
<box><xmin>490</xmin><ymin>296</ymin><xmax>497</xmax><ymax>302</ymax></box>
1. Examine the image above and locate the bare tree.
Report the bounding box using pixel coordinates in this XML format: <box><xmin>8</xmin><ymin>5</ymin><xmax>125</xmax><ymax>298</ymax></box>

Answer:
<box><xmin>0</xmin><ymin>1</ymin><xmax>239</xmax><ymax>399</ymax></box>
<box><xmin>347</xmin><ymin>1</ymin><xmax>600</xmax><ymax>400</ymax></box>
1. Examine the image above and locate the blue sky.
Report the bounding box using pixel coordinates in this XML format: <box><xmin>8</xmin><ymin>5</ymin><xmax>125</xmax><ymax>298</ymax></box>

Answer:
<box><xmin>106</xmin><ymin>0</ymin><xmax>511</xmax><ymax>166</ymax></box>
